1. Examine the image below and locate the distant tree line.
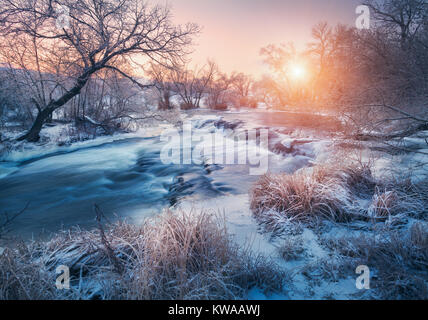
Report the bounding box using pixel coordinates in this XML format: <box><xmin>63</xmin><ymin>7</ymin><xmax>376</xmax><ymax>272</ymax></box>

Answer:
<box><xmin>259</xmin><ymin>0</ymin><xmax>428</xmax><ymax>135</ymax></box>
<box><xmin>147</xmin><ymin>60</ymin><xmax>257</xmax><ymax>111</ymax></box>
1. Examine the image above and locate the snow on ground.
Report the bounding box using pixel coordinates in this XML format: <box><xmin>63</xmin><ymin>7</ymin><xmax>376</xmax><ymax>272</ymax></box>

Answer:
<box><xmin>178</xmin><ymin>194</ymin><xmax>363</xmax><ymax>300</ymax></box>
<box><xmin>364</xmin><ymin>132</ymin><xmax>428</xmax><ymax>183</ymax></box>
<box><xmin>0</xmin><ymin>124</ymin><xmax>169</xmax><ymax>163</ymax></box>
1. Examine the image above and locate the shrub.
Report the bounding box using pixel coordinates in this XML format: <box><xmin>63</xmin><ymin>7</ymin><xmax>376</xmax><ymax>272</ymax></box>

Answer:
<box><xmin>211</xmin><ymin>103</ymin><xmax>228</xmax><ymax>111</ymax></box>
<box><xmin>277</xmin><ymin>236</ymin><xmax>305</xmax><ymax>261</ymax></box>
<box><xmin>180</xmin><ymin>103</ymin><xmax>197</xmax><ymax>110</ymax></box>
<box><xmin>250</xmin><ymin>164</ymin><xmax>356</xmax><ymax>228</ymax></box>
<box><xmin>237</xmin><ymin>97</ymin><xmax>258</xmax><ymax>109</ymax></box>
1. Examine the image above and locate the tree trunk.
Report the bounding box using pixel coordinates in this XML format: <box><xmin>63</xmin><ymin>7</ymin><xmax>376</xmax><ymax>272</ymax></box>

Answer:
<box><xmin>17</xmin><ymin>108</ymin><xmax>53</xmax><ymax>142</ymax></box>
<box><xmin>46</xmin><ymin>111</ymin><xmax>53</xmax><ymax>123</ymax></box>
<box><xmin>17</xmin><ymin>71</ymin><xmax>94</xmax><ymax>142</ymax></box>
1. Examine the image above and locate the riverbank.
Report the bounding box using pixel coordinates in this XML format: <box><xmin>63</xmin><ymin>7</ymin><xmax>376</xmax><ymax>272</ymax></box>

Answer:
<box><xmin>2</xmin><ymin>168</ymin><xmax>426</xmax><ymax>300</ymax></box>
<box><xmin>0</xmin><ymin>208</ymin><xmax>287</xmax><ymax>300</ymax></box>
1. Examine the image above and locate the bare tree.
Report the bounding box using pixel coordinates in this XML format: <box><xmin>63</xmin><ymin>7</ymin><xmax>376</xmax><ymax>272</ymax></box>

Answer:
<box><xmin>347</xmin><ymin>1</ymin><xmax>428</xmax><ymax>134</ymax></box>
<box><xmin>0</xmin><ymin>67</ymin><xmax>34</xmax><ymax>129</ymax></box>
<box><xmin>307</xmin><ymin>22</ymin><xmax>334</xmax><ymax>80</ymax></box>
<box><xmin>206</xmin><ymin>66</ymin><xmax>236</xmax><ymax>110</ymax></box>
<box><xmin>172</xmin><ymin>61</ymin><xmax>216</xmax><ymax>110</ymax></box>
<box><xmin>364</xmin><ymin>0</ymin><xmax>428</xmax><ymax>48</ymax></box>
<box><xmin>0</xmin><ymin>0</ymin><xmax>199</xmax><ymax>142</ymax></box>
<box><xmin>252</xmin><ymin>75</ymin><xmax>278</xmax><ymax>109</ymax></box>
<box><xmin>147</xmin><ymin>62</ymin><xmax>176</xmax><ymax>110</ymax></box>
<box><xmin>230</xmin><ymin>72</ymin><xmax>256</xmax><ymax>108</ymax></box>
<box><xmin>84</xmin><ymin>71</ymin><xmax>143</xmax><ymax>130</ymax></box>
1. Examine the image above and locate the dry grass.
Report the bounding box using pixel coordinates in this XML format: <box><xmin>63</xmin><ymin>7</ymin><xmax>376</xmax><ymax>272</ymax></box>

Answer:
<box><xmin>277</xmin><ymin>236</ymin><xmax>305</xmax><ymax>261</ymax></box>
<box><xmin>320</xmin><ymin>223</ymin><xmax>428</xmax><ymax>300</ymax></box>
<box><xmin>250</xmin><ymin>160</ymin><xmax>427</xmax><ymax>230</ymax></box>
<box><xmin>367</xmin><ymin>186</ymin><xmax>425</xmax><ymax>222</ymax></box>
<box><xmin>0</xmin><ymin>209</ymin><xmax>287</xmax><ymax>300</ymax></box>
<box><xmin>250</xmin><ymin>164</ymin><xmax>366</xmax><ymax>229</ymax></box>
<box><xmin>340</xmin><ymin>160</ymin><xmax>377</xmax><ymax>197</ymax></box>
<box><xmin>0</xmin><ymin>242</ymin><xmax>75</xmax><ymax>300</ymax></box>
<box><xmin>368</xmin><ymin>189</ymin><xmax>400</xmax><ymax>218</ymax></box>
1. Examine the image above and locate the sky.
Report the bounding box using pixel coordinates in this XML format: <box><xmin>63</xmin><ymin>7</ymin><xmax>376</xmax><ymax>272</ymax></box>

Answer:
<box><xmin>154</xmin><ymin>0</ymin><xmax>363</xmax><ymax>78</ymax></box>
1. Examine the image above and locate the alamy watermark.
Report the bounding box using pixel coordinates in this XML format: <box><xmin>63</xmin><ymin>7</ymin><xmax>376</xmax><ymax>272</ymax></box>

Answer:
<box><xmin>160</xmin><ymin>121</ymin><xmax>269</xmax><ymax>175</ymax></box>
<box><xmin>56</xmin><ymin>4</ymin><xmax>70</xmax><ymax>30</ymax></box>
<box><xmin>355</xmin><ymin>265</ymin><xmax>371</xmax><ymax>290</ymax></box>
<box><xmin>356</xmin><ymin>5</ymin><xmax>370</xmax><ymax>30</ymax></box>
<box><xmin>56</xmin><ymin>265</ymin><xmax>70</xmax><ymax>290</ymax></box>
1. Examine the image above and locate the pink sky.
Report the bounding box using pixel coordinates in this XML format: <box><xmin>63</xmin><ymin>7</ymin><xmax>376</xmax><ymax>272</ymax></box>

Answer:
<box><xmin>155</xmin><ymin>0</ymin><xmax>362</xmax><ymax>78</ymax></box>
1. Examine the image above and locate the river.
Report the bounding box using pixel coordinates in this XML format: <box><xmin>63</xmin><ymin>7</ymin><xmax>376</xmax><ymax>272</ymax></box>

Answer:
<box><xmin>0</xmin><ymin>111</ymin><xmax>327</xmax><ymax>238</ymax></box>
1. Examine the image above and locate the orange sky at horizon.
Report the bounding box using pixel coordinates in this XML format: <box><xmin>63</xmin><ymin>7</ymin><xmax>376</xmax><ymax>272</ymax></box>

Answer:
<box><xmin>155</xmin><ymin>0</ymin><xmax>363</xmax><ymax>78</ymax></box>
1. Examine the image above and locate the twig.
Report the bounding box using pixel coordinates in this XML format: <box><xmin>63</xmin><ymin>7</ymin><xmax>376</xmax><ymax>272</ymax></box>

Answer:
<box><xmin>94</xmin><ymin>204</ymin><xmax>123</xmax><ymax>274</ymax></box>
<box><xmin>0</xmin><ymin>202</ymin><xmax>29</xmax><ymax>239</ymax></box>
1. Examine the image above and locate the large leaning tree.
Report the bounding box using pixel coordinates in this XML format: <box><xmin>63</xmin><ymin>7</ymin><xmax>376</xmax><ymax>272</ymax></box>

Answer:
<box><xmin>0</xmin><ymin>0</ymin><xmax>199</xmax><ymax>142</ymax></box>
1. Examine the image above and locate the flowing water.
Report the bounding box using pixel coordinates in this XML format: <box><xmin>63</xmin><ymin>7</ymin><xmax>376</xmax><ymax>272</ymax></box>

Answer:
<box><xmin>0</xmin><ymin>111</ymin><xmax>326</xmax><ymax>238</ymax></box>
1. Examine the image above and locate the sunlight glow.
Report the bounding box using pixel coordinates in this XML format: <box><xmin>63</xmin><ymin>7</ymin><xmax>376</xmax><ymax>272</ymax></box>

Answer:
<box><xmin>289</xmin><ymin>63</ymin><xmax>306</xmax><ymax>81</ymax></box>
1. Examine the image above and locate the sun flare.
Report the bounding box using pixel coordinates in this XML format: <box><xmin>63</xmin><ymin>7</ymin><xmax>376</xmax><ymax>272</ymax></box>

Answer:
<box><xmin>289</xmin><ymin>63</ymin><xmax>306</xmax><ymax>80</ymax></box>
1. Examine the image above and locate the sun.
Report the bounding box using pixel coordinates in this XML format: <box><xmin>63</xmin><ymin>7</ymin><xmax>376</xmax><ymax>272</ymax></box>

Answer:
<box><xmin>288</xmin><ymin>63</ymin><xmax>306</xmax><ymax>80</ymax></box>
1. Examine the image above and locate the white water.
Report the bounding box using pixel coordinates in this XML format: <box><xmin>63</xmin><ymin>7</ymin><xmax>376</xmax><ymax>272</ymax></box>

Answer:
<box><xmin>0</xmin><ymin>111</ymin><xmax>327</xmax><ymax>238</ymax></box>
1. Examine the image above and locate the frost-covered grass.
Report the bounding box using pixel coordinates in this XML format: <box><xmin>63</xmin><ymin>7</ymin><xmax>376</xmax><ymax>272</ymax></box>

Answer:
<box><xmin>0</xmin><ymin>209</ymin><xmax>287</xmax><ymax>300</ymax></box>
<box><xmin>0</xmin><ymin>241</ymin><xmax>63</xmax><ymax>300</ymax></box>
<box><xmin>248</xmin><ymin>157</ymin><xmax>428</xmax><ymax>300</ymax></box>
<box><xmin>250</xmin><ymin>160</ymin><xmax>427</xmax><ymax>231</ymax></box>
<box><xmin>277</xmin><ymin>236</ymin><xmax>305</xmax><ymax>261</ymax></box>
<box><xmin>250</xmin><ymin>162</ymin><xmax>369</xmax><ymax>228</ymax></box>
<box><xmin>312</xmin><ymin>223</ymin><xmax>428</xmax><ymax>300</ymax></box>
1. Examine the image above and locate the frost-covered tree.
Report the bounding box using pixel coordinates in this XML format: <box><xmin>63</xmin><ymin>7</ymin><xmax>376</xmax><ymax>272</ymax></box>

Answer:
<box><xmin>0</xmin><ymin>0</ymin><xmax>198</xmax><ymax>142</ymax></box>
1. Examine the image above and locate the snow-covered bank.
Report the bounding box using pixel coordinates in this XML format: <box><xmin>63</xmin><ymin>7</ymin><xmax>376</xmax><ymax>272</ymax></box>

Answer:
<box><xmin>179</xmin><ymin>177</ymin><xmax>427</xmax><ymax>300</ymax></box>
<box><xmin>0</xmin><ymin>208</ymin><xmax>287</xmax><ymax>300</ymax></box>
<box><xmin>0</xmin><ymin>122</ymin><xmax>168</xmax><ymax>163</ymax></box>
<box><xmin>179</xmin><ymin>194</ymin><xmax>365</xmax><ymax>300</ymax></box>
